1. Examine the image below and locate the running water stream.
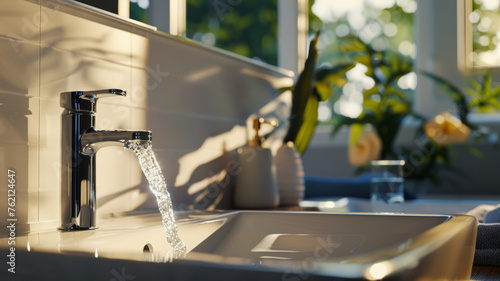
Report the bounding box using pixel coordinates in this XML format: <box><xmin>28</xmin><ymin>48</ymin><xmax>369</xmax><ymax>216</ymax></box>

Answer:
<box><xmin>125</xmin><ymin>140</ymin><xmax>186</xmax><ymax>260</ymax></box>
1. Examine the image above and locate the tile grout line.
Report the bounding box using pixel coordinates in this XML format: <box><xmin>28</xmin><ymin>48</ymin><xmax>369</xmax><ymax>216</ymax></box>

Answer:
<box><xmin>129</xmin><ymin>29</ymin><xmax>133</xmax><ymax>211</ymax></box>
<box><xmin>37</xmin><ymin>0</ymin><xmax>42</xmax><ymax>225</ymax></box>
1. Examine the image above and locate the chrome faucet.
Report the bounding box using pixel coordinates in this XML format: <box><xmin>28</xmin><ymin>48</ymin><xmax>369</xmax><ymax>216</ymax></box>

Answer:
<box><xmin>60</xmin><ymin>89</ymin><xmax>151</xmax><ymax>230</ymax></box>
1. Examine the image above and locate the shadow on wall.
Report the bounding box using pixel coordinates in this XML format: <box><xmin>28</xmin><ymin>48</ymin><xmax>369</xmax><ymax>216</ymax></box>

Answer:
<box><xmin>103</xmin><ymin>92</ymin><xmax>291</xmax><ymax>213</ymax></box>
<box><xmin>172</xmin><ymin>126</ymin><xmax>247</xmax><ymax>211</ymax></box>
<box><xmin>97</xmin><ymin>147</ymin><xmax>238</xmax><ymax>215</ymax></box>
<box><xmin>0</xmin><ymin>4</ymin><xmax>41</xmax><ymax>232</ymax></box>
<box><xmin>109</xmin><ymin>30</ymin><xmax>294</xmax><ymax>212</ymax></box>
<box><xmin>0</xmin><ymin>94</ymin><xmax>31</xmax><ymax>234</ymax></box>
<box><xmin>121</xmin><ymin>96</ymin><xmax>290</xmax><ymax>212</ymax></box>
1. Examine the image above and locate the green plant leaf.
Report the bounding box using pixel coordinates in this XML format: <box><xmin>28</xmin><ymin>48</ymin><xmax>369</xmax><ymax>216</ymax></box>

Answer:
<box><xmin>387</xmin><ymin>87</ymin><xmax>411</xmax><ymax>103</ymax></box>
<box><xmin>464</xmin><ymin>145</ymin><xmax>484</xmax><ymax>158</ymax></box>
<box><xmin>338</xmin><ymin>35</ymin><xmax>367</xmax><ymax>52</ymax></box>
<box><xmin>327</xmin><ymin>114</ymin><xmax>376</xmax><ymax>138</ymax></box>
<box><xmin>377</xmin><ymin>64</ymin><xmax>391</xmax><ymax>82</ymax></box>
<box><xmin>283</xmin><ymin>32</ymin><xmax>319</xmax><ymax>144</ymax></box>
<box><xmin>464</xmin><ymin>88</ymin><xmax>480</xmax><ymax>100</ymax></box>
<box><xmin>400</xmin><ymin>56</ymin><xmax>413</xmax><ymax>73</ymax></box>
<box><xmin>363</xmin><ymin>86</ymin><xmax>380</xmax><ymax>99</ymax></box>
<box><xmin>295</xmin><ymin>96</ymin><xmax>319</xmax><ymax>154</ymax></box>
<box><xmin>490</xmin><ymin>84</ymin><xmax>500</xmax><ymax>98</ymax></box>
<box><xmin>348</xmin><ymin>123</ymin><xmax>364</xmax><ymax>147</ymax></box>
<box><xmin>327</xmin><ymin>118</ymin><xmax>347</xmax><ymax>137</ymax></box>
<box><xmin>467</xmin><ymin>78</ymin><xmax>482</xmax><ymax>93</ymax></box>
<box><xmin>316</xmin><ymin>64</ymin><xmax>356</xmax><ymax>84</ymax></box>
<box><xmin>315</xmin><ymin>81</ymin><xmax>331</xmax><ymax>102</ymax></box>
<box><xmin>485</xmin><ymin>98</ymin><xmax>500</xmax><ymax>111</ymax></box>
<box><xmin>482</xmin><ymin>72</ymin><xmax>492</xmax><ymax>98</ymax></box>
<box><xmin>386</xmin><ymin>99</ymin><xmax>411</xmax><ymax>115</ymax></box>
<box><xmin>353</xmin><ymin>54</ymin><xmax>371</xmax><ymax>66</ymax></box>
<box><xmin>315</xmin><ymin>63</ymin><xmax>356</xmax><ymax>101</ymax></box>
<box><xmin>467</xmin><ymin>98</ymin><xmax>480</xmax><ymax>109</ymax></box>
<box><xmin>390</xmin><ymin>55</ymin><xmax>399</xmax><ymax>73</ymax></box>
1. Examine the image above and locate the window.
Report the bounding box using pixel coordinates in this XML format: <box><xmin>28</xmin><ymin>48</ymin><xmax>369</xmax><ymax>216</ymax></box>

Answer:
<box><xmin>128</xmin><ymin>0</ymin><xmax>279</xmax><ymax>65</ymax></box>
<box><xmin>185</xmin><ymin>0</ymin><xmax>278</xmax><ymax>65</ymax></box>
<box><xmin>76</xmin><ymin>0</ymin><xmax>120</xmax><ymax>14</ymax></box>
<box><xmin>311</xmin><ymin>0</ymin><xmax>417</xmax><ymax>121</ymax></box>
<box><xmin>129</xmin><ymin>0</ymin><xmax>150</xmax><ymax>23</ymax></box>
<box><xmin>459</xmin><ymin>0</ymin><xmax>500</xmax><ymax>69</ymax></box>
<box><xmin>312</xmin><ymin>0</ymin><xmax>416</xmax><ymax>60</ymax></box>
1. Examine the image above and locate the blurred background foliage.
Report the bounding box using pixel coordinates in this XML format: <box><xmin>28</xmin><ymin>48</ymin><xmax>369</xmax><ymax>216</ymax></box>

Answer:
<box><xmin>471</xmin><ymin>0</ymin><xmax>500</xmax><ymax>67</ymax></box>
<box><xmin>130</xmin><ymin>0</ymin><xmax>416</xmax><ymax>73</ymax></box>
<box><xmin>185</xmin><ymin>0</ymin><xmax>279</xmax><ymax>65</ymax></box>
<box><xmin>311</xmin><ymin>0</ymin><xmax>416</xmax><ymax>125</ymax></box>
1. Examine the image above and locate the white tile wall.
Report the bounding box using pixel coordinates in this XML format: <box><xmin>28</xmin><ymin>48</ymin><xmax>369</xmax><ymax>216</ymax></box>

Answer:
<box><xmin>0</xmin><ymin>0</ymin><xmax>293</xmax><ymax>234</ymax></box>
<box><xmin>0</xmin><ymin>0</ymin><xmax>42</xmax><ymax>233</ymax></box>
<box><xmin>40</xmin><ymin>4</ymin><xmax>132</xmax><ymax>65</ymax></box>
<box><xmin>0</xmin><ymin>0</ymin><xmax>40</xmax><ymax>45</ymax></box>
<box><xmin>39</xmin><ymin>47</ymin><xmax>132</xmax><ymax>102</ymax></box>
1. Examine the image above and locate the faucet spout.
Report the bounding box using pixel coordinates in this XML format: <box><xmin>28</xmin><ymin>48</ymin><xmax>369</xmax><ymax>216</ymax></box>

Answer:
<box><xmin>60</xmin><ymin>89</ymin><xmax>152</xmax><ymax>230</ymax></box>
<box><xmin>81</xmin><ymin>129</ymin><xmax>152</xmax><ymax>156</ymax></box>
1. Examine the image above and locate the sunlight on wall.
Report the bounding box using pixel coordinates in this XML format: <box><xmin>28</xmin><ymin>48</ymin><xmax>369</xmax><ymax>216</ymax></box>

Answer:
<box><xmin>175</xmin><ymin>125</ymin><xmax>247</xmax><ymax>187</ymax></box>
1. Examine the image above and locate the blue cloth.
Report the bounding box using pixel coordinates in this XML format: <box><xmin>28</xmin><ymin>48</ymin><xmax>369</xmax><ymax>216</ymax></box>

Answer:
<box><xmin>304</xmin><ymin>174</ymin><xmax>372</xmax><ymax>199</ymax></box>
<box><xmin>304</xmin><ymin>174</ymin><xmax>417</xmax><ymax>200</ymax></box>
<box><xmin>467</xmin><ymin>204</ymin><xmax>500</xmax><ymax>266</ymax></box>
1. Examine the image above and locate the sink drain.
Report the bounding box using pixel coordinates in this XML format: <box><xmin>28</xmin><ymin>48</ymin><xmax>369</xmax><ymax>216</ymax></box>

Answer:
<box><xmin>143</xmin><ymin>243</ymin><xmax>153</xmax><ymax>254</ymax></box>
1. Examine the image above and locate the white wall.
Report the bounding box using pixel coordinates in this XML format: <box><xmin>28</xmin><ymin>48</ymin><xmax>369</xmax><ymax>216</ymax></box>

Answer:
<box><xmin>0</xmin><ymin>0</ymin><xmax>293</xmax><ymax>234</ymax></box>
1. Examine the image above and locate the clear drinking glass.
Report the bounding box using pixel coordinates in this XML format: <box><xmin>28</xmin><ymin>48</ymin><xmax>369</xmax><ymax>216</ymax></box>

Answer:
<box><xmin>370</xmin><ymin>160</ymin><xmax>405</xmax><ymax>212</ymax></box>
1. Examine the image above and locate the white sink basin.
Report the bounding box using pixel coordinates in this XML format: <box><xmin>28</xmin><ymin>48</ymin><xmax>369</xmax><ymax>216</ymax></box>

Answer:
<box><xmin>0</xmin><ymin>210</ymin><xmax>477</xmax><ymax>280</ymax></box>
<box><xmin>187</xmin><ymin>211</ymin><xmax>477</xmax><ymax>280</ymax></box>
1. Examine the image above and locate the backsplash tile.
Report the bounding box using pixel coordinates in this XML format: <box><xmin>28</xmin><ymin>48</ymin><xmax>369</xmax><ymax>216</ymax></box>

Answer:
<box><xmin>135</xmin><ymin>34</ymin><xmax>285</xmax><ymax>120</ymax></box>
<box><xmin>0</xmin><ymin>143</ymin><xmax>39</xmax><ymax>231</ymax></box>
<box><xmin>40</xmin><ymin>3</ymin><xmax>131</xmax><ymax>65</ymax></box>
<box><xmin>145</xmin><ymin>32</ymin><xmax>215</xmax><ymax>79</ymax></box>
<box><xmin>145</xmin><ymin>110</ymin><xmax>243</xmax><ymax>151</ymax></box>
<box><xmin>95</xmin><ymin>147</ymin><xmax>134</xmax><ymax>214</ymax></box>
<box><xmin>40</xmin><ymin>46</ymin><xmax>132</xmax><ymax>101</ymax></box>
<box><xmin>38</xmin><ymin>145</ymin><xmax>59</xmax><ymax>193</ymax></box>
<box><xmin>95</xmin><ymin>102</ymin><xmax>132</xmax><ymax>131</ymax></box>
<box><xmin>38</xmin><ymin>97</ymin><xmax>60</xmax><ymax>147</ymax></box>
<box><xmin>131</xmin><ymin>33</ymin><xmax>149</xmax><ymax>69</ymax></box>
<box><xmin>0</xmin><ymin>0</ymin><xmax>41</xmax><ymax>44</ymax></box>
<box><xmin>38</xmin><ymin>190</ymin><xmax>59</xmax><ymax>223</ymax></box>
<box><xmin>0</xmin><ymin>93</ymin><xmax>39</xmax><ymax>146</ymax></box>
<box><xmin>0</xmin><ymin>38</ymin><xmax>39</xmax><ymax>96</ymax></box>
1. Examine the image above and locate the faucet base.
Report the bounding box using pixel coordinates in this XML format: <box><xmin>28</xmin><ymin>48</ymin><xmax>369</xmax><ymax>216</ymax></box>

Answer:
<box><xmin>58</xmin><ymin>224</ymin><xmax>98</xmax><ymax>231</ymax></box>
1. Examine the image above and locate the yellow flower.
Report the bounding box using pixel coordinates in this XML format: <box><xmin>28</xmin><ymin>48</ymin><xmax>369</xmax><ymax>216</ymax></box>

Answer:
<box><xmin>348</xmin><ymin>129</ymin><xmax>382</xmax><ymax>167</ymax></box>
<box><xmin>424</xmin><ymin>112</ymin><xmax>470</xmax><ymax>145</ymax></box>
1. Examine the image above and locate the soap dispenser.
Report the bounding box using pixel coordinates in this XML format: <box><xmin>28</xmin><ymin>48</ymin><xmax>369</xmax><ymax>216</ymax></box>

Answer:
<box><xmin>234</xmin><ymin>118</ymin><xmax>280</xmax><ymax>209</ymax></box>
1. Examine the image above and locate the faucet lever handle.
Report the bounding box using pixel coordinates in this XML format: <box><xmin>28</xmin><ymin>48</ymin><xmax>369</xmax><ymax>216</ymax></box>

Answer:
<box><xmin>79</xmin><ymin>89</ymin><xmax>126</xmax><ymax>99</ymax></box>
<box><xmin>61</xmin><ymin>89</ymin><xmax>126</xmax><ymax>112</ymax></box>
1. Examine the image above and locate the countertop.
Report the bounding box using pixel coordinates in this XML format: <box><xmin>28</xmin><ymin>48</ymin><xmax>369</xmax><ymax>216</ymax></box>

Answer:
<box><xmin>471</xmin><ymin>266</ymin><xmax>500</xmax><ymax>280</ymax></box>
